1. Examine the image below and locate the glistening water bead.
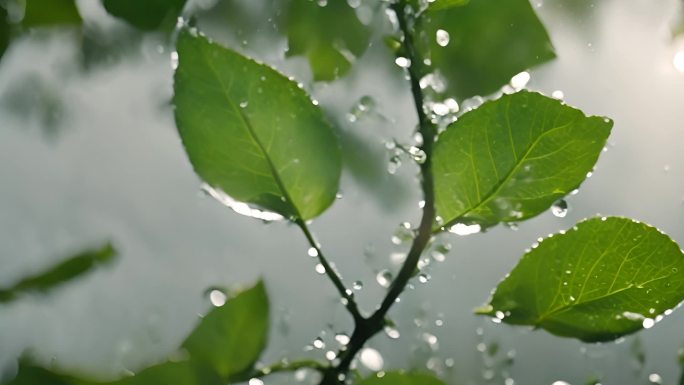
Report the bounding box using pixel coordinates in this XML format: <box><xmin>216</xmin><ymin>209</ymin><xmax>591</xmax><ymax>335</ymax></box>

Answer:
<box><xmin>436</xmin><ymin>29</ymin><xmax>450</xmax><ymax>47</ymax></box>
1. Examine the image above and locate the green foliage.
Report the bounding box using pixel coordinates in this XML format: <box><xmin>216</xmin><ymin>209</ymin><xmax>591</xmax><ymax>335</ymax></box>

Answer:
<box><xmin>174</xmin><ymin>30</ymin><xmax>342</xmax><ymax>221</ymax></box>
<box><xmin>357</xmin><ymin>372</ymin><xmax>447</xmax><ymax>385</ymax></box>
<box><xmin>433</xmin><ymin>91</ymin><xmax>612</xmax><ymax>230</ymax></box>
<box><xmin>182</xmin><ymin>281</ymin><xmax>269</xmax><ymax>380</ymax></box>
<box><xmin>7</xmin><ymin>282</ymin><xmax>268</xmax><ymax>385</ymax></box>
<box><xmin>427</xmin><ymin>0</ymin><xmax>470</xmax><ymax>11</ymax></box>
<box><xmin>282</xmin><ymin>0</ymin><xmax>370</xmax><ymax>81</ymax></box>
<box><xmin>0</xmin><ymin>243</ymin><xmax>116</xmax><ymax>304</ymax></box>
<box><xmin>477</xmin><ymin>217</ymin><xmax>684</xmax><ymax>342</ymax></box>
<box><xmin>102</xmin><ymin>0</ymin><xmax>187</xmax><ymax>31</ymax></box>
<box><xmin>414</xmin><ymin>0</ymin><xmax>556</xmax><ymax>100</ymax></box>
<box><xmin>0</xmin><ymin>6</ymin><xmax>9</xmax><ymax>60</ymax></box>
<box><xmin>22</xmin><ymin>0</ymin><xmax>82</xmax><ymax>28</ymax></box>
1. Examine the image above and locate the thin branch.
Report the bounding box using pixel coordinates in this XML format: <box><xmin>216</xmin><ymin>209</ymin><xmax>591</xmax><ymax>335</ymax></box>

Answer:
<box><xmin>296</xmin><ymin>218</ymin><xmax>364</xmax><ymax>324</ymax></box>
<box><xmin>317</xmin><ymin>1</ymin><xmax>439</xmax><ymax>383</ymax></box>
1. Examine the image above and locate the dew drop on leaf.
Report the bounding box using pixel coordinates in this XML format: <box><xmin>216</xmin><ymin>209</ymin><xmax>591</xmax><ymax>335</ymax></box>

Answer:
<box><xmin>208</xmin><ymin>289</ymin><xmax>227</xmax><ymax>307</ymax></box>
<box><xmin>448</xmin><ymin>223</ymin><xmax>481</xmax><ymax>236</ymax></box>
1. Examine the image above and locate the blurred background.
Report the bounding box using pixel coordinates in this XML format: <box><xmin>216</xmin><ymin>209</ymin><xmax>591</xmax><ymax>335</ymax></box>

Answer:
<box><xmin>1</xmin><ymin>0</ymin><xmax>683</xmax><ymax>384</ymax></box>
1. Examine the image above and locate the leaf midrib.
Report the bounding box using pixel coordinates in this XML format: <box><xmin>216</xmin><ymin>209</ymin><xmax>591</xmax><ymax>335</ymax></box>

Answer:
<box><xmin>441</xmin><ymin>110</ymin><xmax>574</xmax><ymax>229</ymax></box>
<box><xmin>199</xmin><ymin>43</ymin><xmax>301</xmax><ymax>219</ymax></box>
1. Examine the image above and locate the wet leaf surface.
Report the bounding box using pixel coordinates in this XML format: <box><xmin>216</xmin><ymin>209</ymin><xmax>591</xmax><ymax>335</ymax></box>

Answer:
<box><xmin>477</xmin><ymin>217</ymin><xmax>684</xmax><ymax>342</ymax></box>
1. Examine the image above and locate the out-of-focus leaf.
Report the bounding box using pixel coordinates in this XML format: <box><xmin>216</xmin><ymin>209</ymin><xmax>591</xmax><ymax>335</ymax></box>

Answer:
<box><xmin>22</xmin><ymin>0</ymin><xmax>82</xmax><ymax>28</ymax></box>
<box><xmin>182</xmin><ymin>281</ymin><xmax>269</xmax><ymax>379</ymax></box>
<box><xmin>433</xmin><ymin>91</ymin><xmax>611</xmax><ymax>230</ymax></box>
<box><xmin>428</xmin><ymin>0</ymin><xmax>469</xmax><ymax>11</ymax></box>
<box><xmin>174</xmin><ymin>30</ymin><xmax>341</xmax><ymax>221</ymax></box>
<box><xmin>357</xmin><ymin>372</ymin><xmax>447</xmax><ymax>385</ymax></box>
<box><xmin>282</xmin><ymin>0</ymin><xmax>370</xmax><ymax>81</ymax></box>
<box><xmin>102</xmin><ymin>0</ymin><xmax>187</xmax><ymax>31</ymax></box>
<box><xmin>0</xmin><ymin>243</ymin><xmax>116</xmax><ymax>304</ymax></box>
<box><xmin>414</xmin><ymin>0</ymin><xmax>555</xmax><ymax>100</ymax></box>
<box><xmin>477</xmin><ymin>217</ymin><xmax>684</xmax><ymax>342</ymax></box>
<box><xmin>8</xmin><ymin>361</ymin><xmax>221</xmax><ymax>385</ymax></box>
<box><xmin>1</xmin><ymin>6</ymin><xmax>9</xmax><ymax>60</ymax></box>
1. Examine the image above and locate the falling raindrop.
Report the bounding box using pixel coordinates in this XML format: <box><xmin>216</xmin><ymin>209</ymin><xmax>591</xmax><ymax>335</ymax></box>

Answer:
<box><xmin>376</xmin><ymin>270</ymin><xmax>393</xmax><ymax>288</ymax></box>
<box><xmin>208</xmin><ymin>289</ymin><xmax>227</xmax><ymax>307</ymax></box>
<box><xmin>359</xmin><ymin>348</ymin><xmax>384</xmax><ymax>371</ymax></box>
<box><xmin>384</xmin><ymin>325</ymin><xmax>400</xmax><ymax>339</ymax></box>
<box><xmin>388</xmin><ymin>154</ymin><xmax>402</xmax><ymax>174</ymax></box>
<box><xmin>395</xmin><ymin>57</ymin><xmax>411</xmax><ymax>68</ymax></box>
<box><xmin>408</xmin><ymin>146</ymin><xmax>427</xmax><ymax>164</ymax></box>
<box><xmin>335</xmin><ymin>333</ymin><xmax>350</xmax><ymax>346</ymax></box>
<box><xmin>392</xmin><ymin>222</ymin><xmax>415</xmax><ymax>244</ymax></box>
<box><xmin>436</xmin><ymin>29</ymin><xmax>450</xmax><ymax>47</ymax></box>
<box><xmin>551</xmin><ymin>199</ymin><xmax>568</xmax><ymax>218</ymax></box>
<box><xmin>648</xmin><ymin>373</ymin><xmax>662</xmax><ymax>384</ymax></box>
<box><xmin>423</xmin><ymin>333</ymin><xmax>439</xmax><ymax>351</ymax></box>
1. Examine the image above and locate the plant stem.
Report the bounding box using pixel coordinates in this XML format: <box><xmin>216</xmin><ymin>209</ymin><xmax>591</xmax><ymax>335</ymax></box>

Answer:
<box><xmin>317</xmin><ymin>1</ymin><xmax>438</xmax><ymax>383</ymax></box>
<box><xmin>296</xmin><ymin>218</ymin><xmax>364</xmax><ymax>324</ymax></box>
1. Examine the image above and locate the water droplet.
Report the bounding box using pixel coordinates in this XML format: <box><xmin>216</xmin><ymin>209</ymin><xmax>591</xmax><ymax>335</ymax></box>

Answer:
<box><xmin>353</xmin><ymin>281</ymin><xmax>363</xmax><ymax>290</ymax></box>
<box><xmin>551</xmin><ymin>199</ymin><xmax>568</xmax><ymax>218</ymax></box>
<box><xmin>642</xmin><ymin>318</ymin><xmax>655</xmax><ymax>329</ymax></box>
<box><xmin>335</xmin><ymin>333</ymin><xmax>350</xmax><ymax>346</ymax></box>
<box><xmin>395</xmin><ymin>57</ymin><xmax>411</xmax><ymax>68</ymax></box>
<box><xmin>423</xmin><ymin>332</ymin><xmax>439</xmax><ymax>350</ymax></box>
<box><xmin>552</xmin><ymin>90</ymin><xmax>564</xmax><ymax>100</ymax></box>
<box><xmin>384</xmin><ymin>325</ymin><xmax>400</xmax><ymax>339</ymax></box>
<box><xmin>307</xmin><ymin>247</ymin><xmax>319</xmax><ymax>257</ymax></box>
<box><xmin>170</xmin><ymin>51</ymin><xmax>179</xmax><ymax>70</ymax></box>
<box><xmin>248</xmin><ymin>379</ymin><xmax>263</xmax><ymax>385</ymax></box>
<box><xmin>388</xmin><ymin>155</ymin><xmax>402</xmax><ymax>174</ymax></box>
<box><xmin>436</xmin><ymin>29</ymin><xmax>450</xmax><ymax>47</ymax></box>
<box><xmin>408</xmin><ymin>146</ymin><xmax>427</xmax><ymax>164</ymax></box>
<box><xmin>359</xmin><ymin>348</ymin><xmax>384</xmax><ymax>371</ymax></box>
<box><xmin>201</xmin><ymin>184</ymin><xmax>284</xmax><ymax>222</ymax></box>
<box><xmin>510</xmin><ymin>71</ymin><xmax>530</xmax><ymax>89</ymax></box>
<box><xmin>448</xmin><ymin>223</ymin><xmax>481</xmax><ymax>236</ymax></box>
<box><xmin>419</xmin><ymin>72</ymin><xmax>446</xmax><ymax>92</ymax></box>
<box><xmin>347</xmin><ymin>0</ymin><xmax>361</xmax><ymax>8</ymax></box>
<box><xmin>648</xmin><ymin>373</ymin><xmax>663</xmax><ymax>384</ymax></box>
<box><xmin>418</xmin><ymin>273</ymin><xmax>431</xmax><ymax>283</ymax></box>
<box><xmin>312</xmin><ymin>337</ymin><xmax>325</xmax><ymax>349</ymax></box>
<box><xmin>209</xmin><ymin>289</ymin><xmax>227</xmax><ymax>307</ymax></box>
<box><xmin>392</xmin><ymin>222</ymin><xmax>415</xmax><ymax>244</ymax></box>
<box><xmin>348</xmin><ymin>95</ymin><xmax>377</xmax><ymax>122</ymax></box>
<box><xmin>315</xmin><ymin>263</ymin><xmax>326</xmax><ymax>274</ymax></box>
<box><xmin>376</xmin><ymin>270</ymin><xmax>393</xmax><ymax>288</ymax></box>
<box><xmin>551</xmin><ymin>381</ymin><xmax>571</xmax><ymax>385</ymax></box>
<box><xmin>325</xmin><ymin>350</ymin><xmax>336</xmax><ymax>360</ymax></box>
<box><xmin>674</xmin><ymin>51</ymin><xmax>684</xmax><ymax>73</ymax></box>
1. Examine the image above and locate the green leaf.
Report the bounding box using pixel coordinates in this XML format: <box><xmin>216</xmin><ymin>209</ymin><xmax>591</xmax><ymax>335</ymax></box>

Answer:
<box><xmin>357</xmin><ymin>372</ymin><xmax>447</xmax><ymax>385</ymax></box>
<box><xmin>0</xmin><ymin>243</ymin><xmax>116</xmax><ymax>304</ymax></box>
<box><xmin>8</xmin><ymin>360</ymin><xmax>221</xmax><ymax>385</ymax></box>
<box><xmin>174</xmin><ymin>30</ymin><xmax>341</xmax><ymax>221</ymax></box>
<box><xmin>102</xmin><ymin>0</ymin><xmax>187</xmax><ymax>31</ymax></box>
<box><xmin>414</xmin><ymin>0</ymin><xmax>555</xmax><ymax>100</ymax></box>
<box><xmin>182</xmin><ymin>281</ymin><xmax>269</xmax><ymax>379</ymax></box>
<box><xmin>477</xmin><ymin>216</ymin><xmax>684</xmax><ymax>342</ymax></box>
<box><xmin>22</xmin><ymin>0</ymin><xmax>82</xmax><ymax>28</ymax></box>
<box><xmin>282</xmin><ymin>0</ymin><xmax>370</xmax><ymax>81</ymax></box>
<box><xmin>1</xmin><ymin>6</ymin><xmax>9</xmax><ymax>60</ymax></box>
<box><xmin>433</xmin><ymin>91</ymin><xmax>612</xmax><ymax>230</ymax></box>
<box><xmin>428</xmin><ymin>0</ymin><xmax>470</xmax><ymax>11</ymax></box>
